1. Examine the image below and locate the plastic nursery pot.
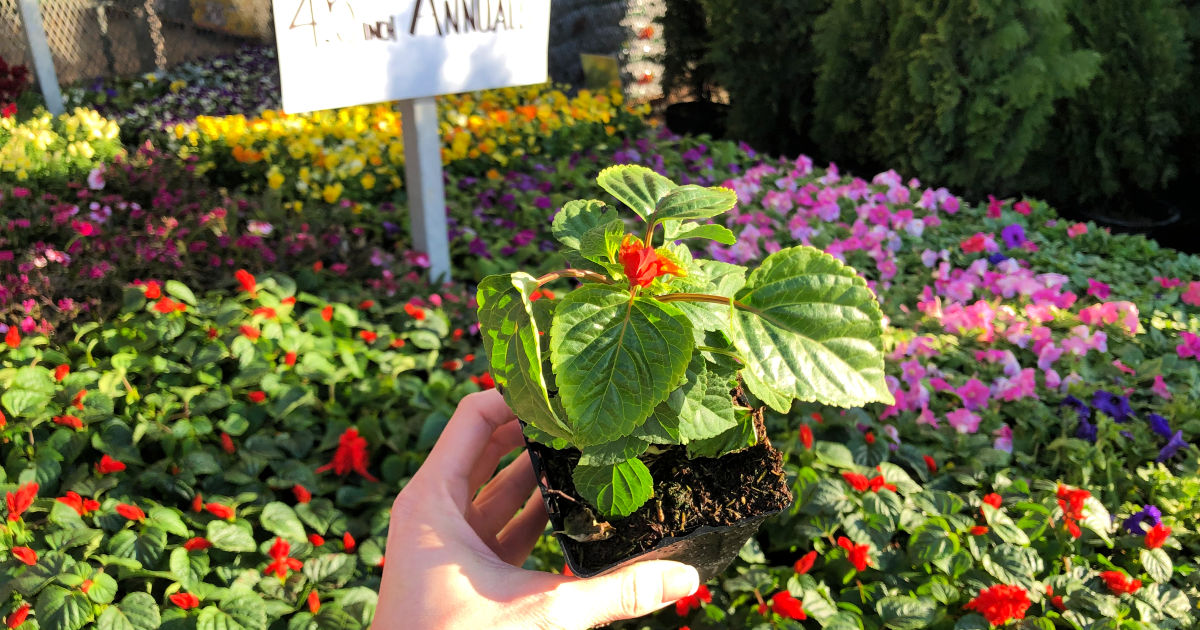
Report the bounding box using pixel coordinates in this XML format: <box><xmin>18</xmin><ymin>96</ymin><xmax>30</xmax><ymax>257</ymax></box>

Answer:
<box><xmin>523</xmin><ymin>429</ymin><xmax>791</xmax><ymax>582</ymax></box>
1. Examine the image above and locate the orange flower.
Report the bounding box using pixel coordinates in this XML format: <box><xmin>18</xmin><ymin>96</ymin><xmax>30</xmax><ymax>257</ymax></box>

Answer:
<box><xmin>12</xmin><ymin>547</ymin><xmax>37</xmax><ymax>565</ymax></box>
<box><xmin>4</xmin><ymin>327</ymin><xmax>19</xmax><ymax>349</ymax></box>
<box><xmin>52</xmin><ymin>415</ymin><xmax>84</xmax><ymax>430</ymax></box>
<box><xmin>252</xmin><ymin>307</ymin><xmax>276</xmax><ymax>319</ymax></box>
<box><xmin>95</xmin><ymin>455</ymin><xmax>126</xmax><ymax>474</ymax></box>
<box><xmin>169</xmin><ymin>593</ymin><xmax>200</xmax><ymax>609</ymax></box>
<box><xmin>154</xmin><ymin>297</ymin><xmax>186</xmax><ymax>313</ymax></box>
<box><xmin>57</xmin><ymin>491</ymin><xmax>99</xmax><ymax>516</ymax></box>
<box><xmin>235</xmin><ymin>269</ymin><xmax>257</xmax><ymax>297</ymax></box>
<box><xmin>71</xmin><ymin>389</ymin><xmax>86</xmax><ymax>410</ymax></box>
<box><xmin>143</xmin><ymin>281</ymin><xmax>162</xmax><ymax>299</ymax></box>
<box><xmin>7</xmin><ymin>603</ymin><xmax>30</xmax><ymax>628</ymax></box>
<box><xmin>116</xmin><ymin>503</ymin><xmax>145</xmax><ymax>521</ymax></box>
<box><xmin>307</xmin><ymin>590</ymin><xmax>321</xmax><ymax>614</ymax></box>
<box><xmin>54</xmin><ymin>364</ymin><xmax>70</xmax><ymax>381</ymax></box>
<box><xmin>1145</xmin><ymin>523</ymin><xmax>1171</xmax><ymax>549</ymax></box>
<box><xmin>404</xmin><ymin>303</ymin><xmax>426</xmax><ymax>320</ymax></box>
<box><xmin>5</xmin><ymin>482</ymin><xmax>37</xmax><ymax>521</ymax></box>
<box><xmin>205</xmin><ymin>503</ymin><xmax>235</xmax><ymax>520</ymax></box>
<box><xmin>240</xmin><ymin>325</ymin><xmax>260</xmax><ymax>340</ymax></box>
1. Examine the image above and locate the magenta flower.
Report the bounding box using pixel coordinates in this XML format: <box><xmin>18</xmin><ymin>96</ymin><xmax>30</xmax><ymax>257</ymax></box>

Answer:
<box><xmin>1183</xmin><ymin>282</ymin><xmax>1200</xmax><ymax>306</ymax></box>
<box><xmin>1151</xmin><ymin>374</ymin><xmax>1172</xmax><ymax>399</ymax></box>
<box><xmin>956</xmin><ymin>378</ymin><xmax>991</xmax><ymax>411</ymax></box>
<box><xmin>1086</xmin><ymin>279</ymin><xmax>1111</xmax><ymax>299</ymax></box>
<box><xmin>946</xmin><ymin>408</ymin><xmax>981</xmax><ymax>434</ymax></box>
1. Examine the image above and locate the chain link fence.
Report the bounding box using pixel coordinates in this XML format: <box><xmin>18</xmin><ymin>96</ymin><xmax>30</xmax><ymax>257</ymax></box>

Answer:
<box><xmin>2</xmin><ymin>0</ymin><xmax>660</xmax><ymax>99</ymax></box>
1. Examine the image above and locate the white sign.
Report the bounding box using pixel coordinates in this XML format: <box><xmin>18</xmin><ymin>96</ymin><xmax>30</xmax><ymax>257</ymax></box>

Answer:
<box><xmin>273</xmin><ymin>0</ymin><xmax>551</xmax><ymax>113</ymax></box>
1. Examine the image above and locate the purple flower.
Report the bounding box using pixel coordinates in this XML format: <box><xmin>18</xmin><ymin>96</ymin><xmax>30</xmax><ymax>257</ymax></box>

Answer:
<box><xmin>467</xmin><ymin>237</ymin><xmax>491</xmax><ymax>259</ymax></box>
<box><xmin>1092</xmin><ymin>390</ymin><xmax>1133</xmax><ymax>423</ymax></box>
<box><xmin>1156</xmin><ymin>430</ymin><xmax>1189</xmax><ymax>463</ymax></box>
<box><xmin>1061</xmin><ymin>395</ymin><xmax>1091</xmax><ymax>422</ymax></box>
<box><xmin>1147</xmin><ymin>413</ymin><xmax>1173</xmax><ymax>440</ymax></box>
<box><xmin>1075</xmin><ymin>418</ymin><xmax>1098</xmax><ymax>443</ymax></box>
<box><xmin>1000</xmin><ymin>224</ymin><xmax>1026</xmax><ymax>249</ymax></box>
<box><xmin>1122</xmin><ymin>504</ymin><xmax>1163</xmax><ymax>535</ymax></box>
<box><xmin>987</xmin><ymin>253</ymin><xmax>1009</xmax><ymax>265</ymax></box>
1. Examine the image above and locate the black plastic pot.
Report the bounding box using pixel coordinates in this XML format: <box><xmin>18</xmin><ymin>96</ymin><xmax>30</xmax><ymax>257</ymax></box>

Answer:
<box><xmin>525</xmin><ymin>436</ymin><xmax>790</xmax><ymax>582</ymax></box>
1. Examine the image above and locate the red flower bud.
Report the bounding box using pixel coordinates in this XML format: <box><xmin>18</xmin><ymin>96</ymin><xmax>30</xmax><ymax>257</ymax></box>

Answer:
<box><xmin>343</xmin><ymin>531</ymin><xmax>356</xmax><ymax>553</ymax></box>
<box><xmin>793</xmin><ymin>550</ymin><xmax>816</xmax><ymax>574</ymax></box>
<box><xmin>923</xmin><ymin>455</ymin><xmax>937</xmax><ymax>473</ymax></box>
<box><xmin>248</xmin><ymin>391</ymin><xmax>266</xmax><ymax>403</ymax></box>
<box><xmin>169</xmin><ymin>593</ymin><xmax>200</xmax><ymax>610</ymax></box>
<box><xmin>235</xmin><ymin>269</ymin><xmax>257</xmax><ymax>297</ymax></box>
<box><xmin>183</xmin><ymin>537</ymin><xmax>212</xmax><ymax>551</ymax></box>
<box><xmin>116</xmin><ymin>503</ymin><xmax>145</xmax><ymax>521</ymax></box>
<box><xmin>307</xmin><ymin>590</ymin><xmax>321</xmax><ymax>614</ymax></box>
<box><xmin>292</xmin><ymin>484</ymin><xmax>312</xmax><ymax>503</ymax></box>
<box><xmin>799</xmin><ymin>424</ymin><xmax>813</xmax><ymax>450</ymax></box>
<box><xmin>54</xmin><ymin>364</ymin><xmax>70</xmax><ymax>381</ymax></box>
<box><xmin>982</xmin><ymin>493</ymin><xmax>1003</xmax><ymax>509</ymax></box>
<box><xmin>6</xmin><ymin>603</ymin><xmax>30</xmax><ymax>628</ymax></box>
<box><xmin>96</xmin><ymin>454</ymin><xmax>126</xmax><ymax>474</ymax></box>
<box><xmin>284</xmin><ymin>351</ymin><xmax>297</xmax><ymax>366</ymax></box>
<box><xmin>205</xmin><ymin>503</ymin><xmax>235</xmax><ymax>520</ymax></box>
<box><xmin>308</xmin><ymin>533</ymin><xmax>325</xmax><ymax>546</ymax></box>
<box><xmin>11</xmin><ymin>547</ymin><xmax>37</xmax><ymax>565</ymax></box>
<box><xmin>321</xmin><ymin>305</ymin><xmax>333</xmax><ymax>322</ymax></box>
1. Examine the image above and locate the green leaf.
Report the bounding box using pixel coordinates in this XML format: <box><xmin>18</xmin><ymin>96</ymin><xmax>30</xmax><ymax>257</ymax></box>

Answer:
<box><xmin>550</xmin><ymin>284</ymin><xmax>693</xmax><ymax>445</ymax></box>
<box><xmin>197</xmin><ymin>606</ymin><xmax>243</xmax><ymax>630</ymax></box>
<box><xmin>164</xmin><ymin>280</ymin><xmax>197</xmax><ymax>306</ymax></box>
<box><xmin>983</xmin><ymin>505</ymin><xmax>1030</xmax><ymax>545</ymax></box>
<box><xmin>85</xmin><ymin>572</ymin><xmax>118</xmax><ymax>604</ymax></box>
<box><xmin>653</xmin><ymin>184</ymin><xmax>738</xmax><ymax>222</ymax></box>
<box><xmin>2</xmin><ymin>366</ymin><xmax>56</xmax><ymax>417</ymax></box>
<box><xmin>220</xmin><ymin>589</ymin><xmax>267</xmax><ymax>630</ymax></box>
<box><xmin>579</xmin><ymin>435</ymin><xmax>650</xmax><ymax>466</ymax></box>
<box><xmin>552</xmin><ymin>199</ymin><xmax>611</xmax><ymax>249</ymax></box>
<box><xmin>908</xmin><ymin>527</ymin><xmax>957</xmax><ymax>565</ymax></box>
<box><xmin>303</xmin><ymin>553</ymin><xmax>355</xmax><ymax>587</ymax></box>
<box><xmin>666</xmin><ymin>260</ymin><xmax>746</xmax><ymax>333</ymax></box>
<box><xmin>632</xmin><ymin>407</ymin><xmax>680</xmax><ymax>444</ymax></box>
<box><xmin>664</xmin><ymin>356</ymin><xmax>737</xmax><ymax>441</ymax></box>
<box><xmin>149</xmin><ymin>506</ymin><xmax>190</xmax><ymax>538</ymax></box>
<box><xmin>731</xmin><ymin>246</ymin><xmax>892</xmax><ymax>408</ymax></box>
<box><xmin>578</xmin><ymin>219</ymin><xmax>626</xmax><ymax>267</ymax></box>
<box><xmin>38</xmin><ymin>585</ymin><xmax>94</xmax><ymax>630</ymax></box>
<box><xmin>1141</xmin><ymin>548</ymin><xmax>1173</xmax><ymax>583</ymax></box>
<box><xmin>170</xmin><ymin>547</ymin><xmax>210</xmax><ymax>589</ymax></box>
<box><xmin>477</xmin><ymin>273</ymin><xmax>573</xmax><ymax>441</ymax></box>
<box><xmin>207</xmin><ymin>520</ymin><xmax>256</xmax><ymax>552</ymax></box>
<box><xmin>982</xmin><ymin>544</ymin><xmax>1042</xmax><ymax>591</ymax></box>
<box><xmin>685</xmin><ymin>407</ymin><xmax>757</xmax><ymax>459</ymax></box>
<box><xmin>740</xmin><ymin>365</ymin><xmax>793</xmax><ymax>413</ymax></box>
<box><xmin>664</xmin><ymin>222</ymin><xmax>737</xmax><ymax>245</ymax></box>
<box><xmin>876</xmin><ymin>596</ymin><xmax>938</xmax><ymax>629</ymax></box>
<box><xmin>1079</xmin><ymin>495</ymin><xmax>1114</xmax><ymax>545</ymax></box>
<box><xmin>261</xmin><ymin>502</ymin><xmax>307</xmax><ymax>542</ymax></box>
<box><xmin>295</xmin><ymin>499</ymin><xmax>341</xmax><ymax>535</ymax></box>
<box><xmin>596</xmin><ymin>164</ymin><xmax>676</xmax><ymax>221</ymax></box>
<box><xmin>572</xmin><ymin>457</ymin><xmax>654</xmax><ymax>518</ymax></box>
<box><xmin>813</xmin><ymin>441</ymin><xmax>856</xmax><ymax>469</ymax></box>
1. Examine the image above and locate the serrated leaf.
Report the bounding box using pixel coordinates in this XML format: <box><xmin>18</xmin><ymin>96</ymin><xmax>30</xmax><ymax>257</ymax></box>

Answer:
<box><xmin>295</xmin><ymin>499</ymin><xmax>341</xmax><ymax>535</ymax></box>
<box><xmin>664</xmin><ymin>222</ymin><xmax>737</xmax><ymax>245</ymax></box>
<box><xmin>149</xmin><ymin>506</ymin><xmax>190</xmax><ymax>538</ymax></box>
<box><xmin>632</xmin><ymin>407</ymin><xmax>681</xmax><ymax>444</ymax></box>
<box><xmin>85</xmin><ymin>572</ymin><xmax>118</xmax><ymax>604</ymax></box>
<box><xmin>38</xmin><ymin>585</ymin><xmax>94</xmax><ymax>630</ymax></box>
<box><xmin>813</xmin><ymin>441</ymin><xmax>855</xmax><ymax>468</ymax></box>
<box><xmin>982</xmin><ymin>544</ymin><xmax>1042</xmax><ymax>591</ymax></box>
<box><xmin>685</xmin><ymin>407</ymin><xmax>756</xmax><ymax>458</ymax></box>
<box><xmin>578</xmin><ymin>219</ymin><xmax>626</xmax><ymax>267</ymax></box>
<box><xmin>596</xmin><ymin>164</ymin><xmax>676</xmax><ymax>221</ymax></box>
<box><xmin>579</xmin><ymin>435</ymin><xmax>650</xmax><ymax>466</ymax></box>
<box><xmin>477</xmin><ymin>273</ymin><xmax>572</xmax><ymax>441</ymax></box>
<box><xmin>170</xmin><ymin>547</ymin><xmax>210</xmax><ymax>589</ymax></box>
<box><xmin>110</xmin><ymin>593</ymin><xmax>160</xmax><ymax>630</ymax></box>
<box><xmin>197</xmin><ymin>606</ymin><xmax>244</xmax><ymax>630</ymax></box>
<box><xmin>983</xmin><ymin>505</ymin><xmax>1030</xmax><ymax>545</ymax></box>
<box><xmin>876</xmin><ymin>595</ymin><xmax>938</xmax><ymax>629</ymax></box>
<box><xmin>303</xmin><ymin>553</ymin><xmax>355</xmax><ymax>587</ymax></box>
<box><xmin>731</xmin><ymin>246</ymin><xmax>892</xmax><ymax>408</ymax></box>
<box><xmin>653</xmin><ymin>185</ymin><xmax>738</xmax><ymax>222</ymax></box>
<box><xmin>207</xmin><ymin>520</ymin><xmax>256</xmax><ymax>552</ymax></box>
<box><xmin>1078</xmin><ymin>495</ymin><xmax>1113</xmax><ymax>545</ymax></box>
<box><xmin>164</xmin><ymin>280</ymin><xmax>197</xmax><ymax>306</ymax></box>
<box><xmin>261</xmin><ymin>502</ymin><xmax>307</xmax><ymax>542</ymax></box>
<box><xmin>550</xmin><ymin>284</ymin><xmax>692</xmax><ymax>445</ymax></box>
<box><xmin>221</xmin><ymin>590</ymin><xmax>267</xmax><ymax>630</ymax></box>
<box><xmin>909</xmin><ymin>527</ymin><xmax>957</xmax><ymax>564</ymax></box>
<box><xmin>1141</xmin><ymin>547</ymin><xmax>1173</xmax><ymax>583</ymax></box>
<box><xmin>552</xmin><ymin>199</ymin><xmax>610</xmax><ymax>249</ymax></box>
<box><xmin>572</xmin><ymin>458</ymin><xmax>654</xmax><ymax>518</ymax></box>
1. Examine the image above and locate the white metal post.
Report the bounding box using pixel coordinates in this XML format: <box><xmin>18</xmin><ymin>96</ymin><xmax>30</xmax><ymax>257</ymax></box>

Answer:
<box><xmin>398</xmin><ymin>96</ymin><xmax>451</xmax><ymax>283</ymax></box>
<box><xmin>17</xmin><ymin>0</ymin><xmax>63</xmax><ymax>115</ymax></box>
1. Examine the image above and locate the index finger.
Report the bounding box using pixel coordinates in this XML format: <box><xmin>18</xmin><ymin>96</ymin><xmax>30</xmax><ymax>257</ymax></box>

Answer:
<box><xmin>424</xmin><ymin>390</ymin><xmax>519</xmax><ymax>506</ymax></box>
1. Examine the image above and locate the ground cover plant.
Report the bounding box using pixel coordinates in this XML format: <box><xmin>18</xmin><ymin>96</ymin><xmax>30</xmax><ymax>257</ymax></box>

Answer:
<box><xmin>1</xmin><ymin>65</ymin><xmax>1199</xmax><ymax>629</ymax></box>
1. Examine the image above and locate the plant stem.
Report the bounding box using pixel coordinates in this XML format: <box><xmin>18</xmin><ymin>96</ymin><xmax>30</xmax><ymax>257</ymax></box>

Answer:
<box><xmin>655</xmin><ymin>292</ymin><xmax>750</xmax><ymax>310</ymax></box>
<box><xmin>696</xmin><ymin>345</ymin><xmax>743</xmax><ymax>363</ymax></box>
<box><xmin>536</xmin><ymin>268</ymin><xmax>613</xmax><ymax>286</ymax></box>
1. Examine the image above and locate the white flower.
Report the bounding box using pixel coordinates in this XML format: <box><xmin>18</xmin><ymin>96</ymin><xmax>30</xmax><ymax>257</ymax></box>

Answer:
<box><xmin>87</xmin><ymin>168</ymin><xmax>105</xmax><ymax>190</ymax></box>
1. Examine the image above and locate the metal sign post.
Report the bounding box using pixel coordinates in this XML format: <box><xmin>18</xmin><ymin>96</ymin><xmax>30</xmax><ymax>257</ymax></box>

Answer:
<box><xmin>398</xmin><ymin>96</ymin><xmax>450</xmax><ymax>283</ymax></box>
<box><xmin>17</xmin><ymin>0</ymin><xmax>64</xmax><ymax>115</ymax></box>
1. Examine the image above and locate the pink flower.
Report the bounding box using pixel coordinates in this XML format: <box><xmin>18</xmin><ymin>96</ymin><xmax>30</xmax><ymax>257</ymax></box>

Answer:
<box><xmin>1183</xmin><ymin>282</ymin><xmax>1200</xmax><ymax>307</ymax></box>
<box><xmin>946</xmin><ymin>408</ymin><xmax>981</xmax><ymax>434</ymax></box>
<box><xmin>1177</xmin><ymin>331</ymin><xmax>1200</xmax><ymax>360</ymax></box>
<box><xmin>1013</xmin><ymin>200</ymin><xmax>1032</xmax><ymax>215</ymax></box>
<box><xmin>1086</xmin><ymin>279</ymin><xmax>1110</xmax><ymax>299</ymax></box>
<box><xmin>986</xmin><ymin>195</ymin><xmax>1003</xmax><ymax>218</ymax></box>
<box><xmin>1154</xmin><ymin>277</ymin><xmax>1181</xmax><ymax>289</ymax></box>
<box><xmin>1067</xmin><ymin>223</ymin><xmax>1088</xmax><ymax>238</ymax></box>
<box><xmin>956</xmin><ymin>378</ymin><xmax>991</xmax><ymax>411</ymax></box>
<box><xmin>1152</xmin><ymin>374</ymin><xmax>1172</xmax><ymax>399</ymax></box>
<box><xmin>87</xmin><ymin>168</ymin><xmax>106</xmax><ymax>190</ymax></box>
<box><xmin>993</xmin><ymin>424</ymin><xmax>1013</xmax><ymax>453</ymax></box>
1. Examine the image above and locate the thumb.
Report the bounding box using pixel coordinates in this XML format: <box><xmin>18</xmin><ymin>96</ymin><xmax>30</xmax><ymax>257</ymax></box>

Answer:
<box><xmin>554</xmin><ymin>561</ymin><xmax>699</xmax><ymax>629</ymax></box>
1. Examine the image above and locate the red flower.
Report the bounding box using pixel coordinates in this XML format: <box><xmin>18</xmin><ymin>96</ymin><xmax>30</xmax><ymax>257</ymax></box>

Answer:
<box><xmin>970</xmin><ymin>525</ymin><xmax>989</xmax><ymax>536</ymax></box>
<box><xmin>1046</xmin><ymin>585</ymin><xmax>1066</xmax><ymax>611</ymax></box>
<box><xmin>923</xmin><ymin>455</ymin><xmax>937</xmax><ymax>473</ymax></box>
<box><xmin>793</xmin><ymin>550</ymin><xmax>816</xmax><ymax>574</ymax></box>
<box><xmin>1145</xmin><ymin>523</ymin><xmax>1171</xmax><ymax>549</ymax></box>
<box><xmin>307</xmin><ymin>590</ymin><xmax>321</xmax><ymax>614</ymax></box>
<box><xmin>57</xmin><ymin>491</ymin><xmax>99</xmax><ymax>516</ymax></box>
<box><xmin>169</xmin><ymin>593</ymin><xmax>200</xmax><ymax>610</ymax></box>
<box><xmin>192</xmin><ymin>493</ymin><xmax>204</xmax><ymax>513</ymax></box>
<box><xmin>240</xmin><ymin>325</ymin><xmax>260</xmax><ymax>341</ymax></box>
<box><xmin>248</xmin><ymin>391</ymin><xmax>266</xmax><ymax>403</ymax></box>
<box><xmin>154</xmin><ymin>297</ymin><xmax>186</xmax><ymax>314</ymax></box>
<box><xmin>359</xmin><ymin>330</ymin><xmax>378</xmax><ymax>343</ymax></box>
<box><xmin>841</xmin><ymin>472</ymin><xmax>870</xmax><ymax>492</ymax></box>
<box><xmin>313</xmin><ymin>261</ymin><xmax>324</xmax><ymax>272</ymax></box>
<box><xmin>6</xmin><ymin>603</ymin><xmax>30</xmax><ymax>628</ymax></box>
<box><xmin>770</xmin><ymin>591</ymin><xmax>806</xmax><ymax>620</ymax></box>
<box><xmin>52</xmin><ymin>415</ymin><xmax>84</xmax><ymax>430</ymax></box>
<box><xmin>837</xmin><ymin>537</ymin><xmax>871</xmax><ymax>571</ymax></box>
<box><xmin>207</xmin><ymin>327</ymin><xmax>218</xmax><ymax>339</ymax></box>
<box><xmin>252</xmin><ymin>307</ymin><xmax>276</xmax><ymax>319</ymax></box>
<box><xmin>11</xmin><ymin>547</ymin><xmax>37</xmax><ymax>565</ymax></box>
<box><xmin>442</xmin><ymin>359</ymin><xmax>463</xmax><ymax>371</ymax></box>
<box><xmin>143</xmin><ymin>281</ymin><xmax>162</xmax><ymax>299</ymax></box>
<box><xmin>864</xmin><ymin>431</ymin><xmax>876</xmax><ymax>444</ymax></box>
<box><xmin>263</xmin><ymin>537</ymin><xmax>303</xmax><ymax>579</ymax></box>
<box><xmin>0</xmin><ymin>410</ymin><xmax>5</xmax><ymax>427</ymax></box>
<box><xmin>220</xmin><ymin>432</ymin><xmax>235</xmax><ymax>454</ymax></box>
<box><xmin>1056</xmin><ymin>484</ymin><xmax>1090</xmax><ymax>538</ymax></box>
<box><xmin>116</xmin><ymin>503</ymin><xmax>145</xmax><ymax>521</ymax></box>
<box><xmin>960</xmin><ymin>234</ymin><xmax>988</xmax><ymax>253</ymax></box>
<box><xmin>867</xmin><ymin>475</ymin><xmax>897</xmax><ymax>493</ymax></box>
<box><xmin>282</xmin><ymin>297</ymin><xmax>296</xmax><ymax>306</ymax></box>
<box><xmin>235</xmin><ymin>269</ymin><xmax>257</xmax><ymax>297</ymax></box>
<box><xmin>390</xmin><ymin>338</ymin><xmax>406</xmax><ymax>348</ymax></box>
<box><xmin>618</xmin><ymin>234</ymin><xmax>684</xmax><ymax>288</ymax></box>
<box><xmin>71</xmin><ymin>389</ymin><xmax>86</xmax><ymax>410</ymax></box>
<box><xmin>470</xmin><ymin>372</ymin><xmax>495</xmax><ymax>389</ymax></box>
<box><xmin>292</xmin><ymin>484</ymin><xmax>312</xmax><ymax>503</ymax></box>
<box><xmin>799</xmin><ymin>425</ymin><xmax>813</xmax><ymax>450</ymax></box>
<box><xmin>284</xmin><ymin>351</ymin><xmax>297</xmax><ymax>367</ymax></box>
<box><xmin>343</xmin><ymin>531</ymin><xmax>356</xmax><ymax>553</ymax></box>
<box><xmin>403</xmin><ymin>303</ymin><xmax>425</xmax><ymax>320</ymax></box>
<box><xmin>964</xmin><ymin>584</ymin><xmax>1030</xmax><ymax>626</ymax></box>
<box><xmin>1100</xmin><ymin>570</ymin><xmax>1141</xmax><ymax>595</ymax></box>
<box><xmin>2</xmin><ymin>327</ymin><xmax>18</xmax><ymax>349</ymax></box>
<box><xmin>308</xmin><ymin>533</ymin><xmax>325</xmax><ymax>546</ymax></box>
<box><xmin>982</xmin><ymin>493</ymin><xmax>1003</xmax><ymax>510</ymax></box>
<box><xmin>6</xmin><ymin>482</ymin><xmax>37</xmax><ymax>521</ymax></box>
<box><xmin>205</xmin><ymin>503</ymin><xmax>235</xmax><ymax>520</ymax></box>
<box><xmin>315</xmin><ymin>428</ymin><xmax>379</xmax><ymax>481</ymax></box>
<box><xmin>54</xmin><ymin>364</ymin><xmax>70</xmax><ymax>381</ymax></box>
<box><xmin>359</xmin><ymin>300</ymin><xmax>375</xmax><ymax>309</ymax></box>
<box><xmin>183</xmin><ymin>537</ymin><xmax>212</xmax><ymax>551</ymax></box>
<box><xmin>674</xmin><ymin>584</ymin><xmax>711</xmax><ymax>616</ymax></box>
<box><xmin>321</xmin><ymin>305</ymin><xmax>333</xmax><ymax>322</ymax></box>
<box><xmin>95</xmin><ymin>455</ymin><xmax>126</xmax><ymax>474</ymax></box>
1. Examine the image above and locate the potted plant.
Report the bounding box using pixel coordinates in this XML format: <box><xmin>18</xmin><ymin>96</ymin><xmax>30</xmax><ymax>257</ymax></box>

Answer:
<box><xmin>476</xmin><ymin>164</ymin><xmax>893</xmax><ymax>580</ymax></box>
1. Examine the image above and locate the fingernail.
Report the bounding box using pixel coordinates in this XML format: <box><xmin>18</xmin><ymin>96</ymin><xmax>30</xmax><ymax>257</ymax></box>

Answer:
<box><xmin>661</xmin><ymin>565</ymin><xmax>700</xmax><ymax>602</ymax></box>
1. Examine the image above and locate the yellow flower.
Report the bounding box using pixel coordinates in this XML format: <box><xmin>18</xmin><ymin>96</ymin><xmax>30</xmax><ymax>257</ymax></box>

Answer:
<box><xmin>322</xmin><ymin>182</ymin><xmax>343</xmax><ymax>203</ymax></box>
<box><xmin>267</xmin><ymin>168</ymin><xmax>285</xmax><ymax>190</ymax></box>
<box><xmin>360</xmin><ymin>173</ymin><xmax>376</xmax><ymax>189</ymax></box>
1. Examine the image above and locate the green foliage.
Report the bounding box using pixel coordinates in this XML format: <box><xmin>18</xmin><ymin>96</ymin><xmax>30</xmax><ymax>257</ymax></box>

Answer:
<box><xmin>659</xmin><ymin>0</ymin><xmax>719</xmax><ymax>100</ymax></box>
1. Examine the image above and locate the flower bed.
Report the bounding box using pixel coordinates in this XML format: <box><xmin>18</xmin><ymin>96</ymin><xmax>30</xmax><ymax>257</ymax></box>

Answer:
<box><xmin>1</xmin><ymin>106</ymin><xmax>1198</xmax><ymax>629</ymax></box>
<box><xmin>0</xmin><ymin>109</ymin><xmax>122</xmax><ymax>184</ymax></box>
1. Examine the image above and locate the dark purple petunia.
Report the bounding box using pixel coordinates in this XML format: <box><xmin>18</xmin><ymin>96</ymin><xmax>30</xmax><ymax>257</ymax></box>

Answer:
<box><xmin>1093</xmin><ymin>390</ymin><xmax>1133</xmax><ymax>423</ymax></box>
<box><xmin>1122</xmin><ymin>504</ymin><xmax>1163</xmax><ymax>535</ymax></box>
<box><xmin>1147</xmin><ymin>413</ymin><xmax>1173</xmax><ymax>440</ymax></box>
<box><xmin>1001</xmin><ymin>224</ymin><xmax>1026</xmax><ymax>249</ymax></box>
<box><xmin>1156</xmin><ymin>430</ymin><xmax>1190</xmax><ymax>463</ymax></box>
<box><xmin>467</xmin><ymin>237</ymin><xmax>491</xmax><ymax>259</ymax></box>
<box><xmin>988</xmin><ymin>253</ymin><xmax>1009</xmax><ymax>265</ymax></box>
<box><xmin>1075</xmin><ymin>418</ymin><xmax>1098</xmax><ymax>443</ymax></box>
<box><xmin>1062</xmin><ymin>395</ymin><xmax>1091</xmax><ymax>422</ymax></box>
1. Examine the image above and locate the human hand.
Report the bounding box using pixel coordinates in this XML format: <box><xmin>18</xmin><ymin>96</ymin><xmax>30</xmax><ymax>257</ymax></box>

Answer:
<box><xmin>372</xmin><ymin>390</ymin><xmax>701</xmax><ymax>630</ymax></box>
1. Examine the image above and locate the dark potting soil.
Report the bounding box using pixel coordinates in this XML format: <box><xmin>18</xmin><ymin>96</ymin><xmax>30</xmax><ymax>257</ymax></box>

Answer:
<box><xmin>528</xmin><ymin>411</ymin><xmax>793</xmax><ymax>573</ymax></box>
